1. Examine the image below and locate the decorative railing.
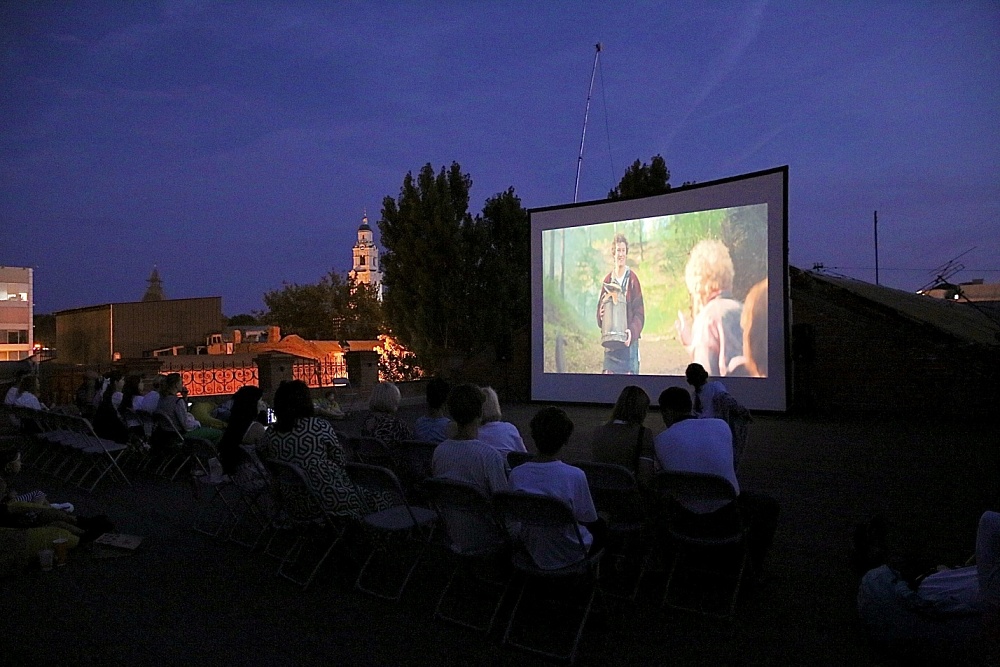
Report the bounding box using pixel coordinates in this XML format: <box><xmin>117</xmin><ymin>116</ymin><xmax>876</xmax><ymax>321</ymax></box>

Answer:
<box><xmin>292</xmin><ymin>358</ymin><xmax>348</xmax><ymax>389</ymax></box>
<box><xmin>178</xmin><ymin>361</ymin><xmax>259</xmax><ymax>398</ymax></box>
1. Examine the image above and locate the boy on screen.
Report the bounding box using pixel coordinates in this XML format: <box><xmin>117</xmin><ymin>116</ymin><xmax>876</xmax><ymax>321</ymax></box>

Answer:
<box><xmin>596</xmin><ymin>233</ymin><xmax>644</xmax><ymax>374</ymax></box>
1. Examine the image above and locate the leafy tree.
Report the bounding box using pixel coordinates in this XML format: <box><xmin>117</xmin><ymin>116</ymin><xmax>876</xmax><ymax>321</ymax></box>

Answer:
<box><xmin>33</xmin><ymin>313</ymin><xmax>56</xmax><ymax>349</ymax></box>
<box><xmin>608</xmin><ymin>154</ymin><xmax>671</xmax><ymax>200</ymax></box>
<box><xmin>226</xmin><ymin>313</ymin><xmax>259</xmax><ymax>326</ymax></box>
<box><xmin>258</xmin><ymin>271</ymin><xmax>383</xmax><ymax>341</ymax></box>
<box><xmin>474</xmin><ymin>187</ymin><xmax>531</xmax><ymax>358</ymax></box>
<box><xmin>379</xmin><ymin>163</ymin><xmax>476</xmax><ymax>368</ymax></box>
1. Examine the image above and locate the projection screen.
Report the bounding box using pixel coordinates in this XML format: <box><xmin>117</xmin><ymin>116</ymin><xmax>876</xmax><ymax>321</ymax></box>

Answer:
<box><xmin>530</xmin><ymin>166</ymin><xmax>788</xmax><ymax>411</ymax></box>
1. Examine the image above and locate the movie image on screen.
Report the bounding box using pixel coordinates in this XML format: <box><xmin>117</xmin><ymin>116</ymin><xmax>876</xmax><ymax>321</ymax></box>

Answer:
<box><xmin>541</xmin><ymin>204</ymin><xmax>767</xmax><ymax>377</ymax></box>
<box><xmin>530</xmin><ymin>166</ymin><xmax>788</xmax><ymax>411</ymax></box>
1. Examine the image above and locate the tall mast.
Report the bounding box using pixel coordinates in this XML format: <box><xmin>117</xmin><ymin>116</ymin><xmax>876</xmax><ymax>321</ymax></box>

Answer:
<box><xmin>574</xmin><ymin>43</ymin><xmax>602</xmax><ymax>203</ymax></box>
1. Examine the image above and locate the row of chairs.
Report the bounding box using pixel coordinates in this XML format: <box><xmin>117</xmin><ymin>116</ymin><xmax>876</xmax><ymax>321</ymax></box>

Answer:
<box><xmin>1</xmin><ymin>404</ymin><xmax>131</xmax><ymax>493</ymax></box>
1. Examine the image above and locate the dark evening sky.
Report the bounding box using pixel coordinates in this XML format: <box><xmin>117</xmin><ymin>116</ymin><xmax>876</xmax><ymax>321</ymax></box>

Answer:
<box><xmin>2</xmin><ymin>1</ymin><xmax>998</xmax><ymax>316</ymax></box>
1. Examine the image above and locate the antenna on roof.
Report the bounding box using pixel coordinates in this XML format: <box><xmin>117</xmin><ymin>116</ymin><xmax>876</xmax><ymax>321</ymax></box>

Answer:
<box><xmin>916</xmin><ymin>246</ymin><xmax>976</xmax><ymax>294</ymax></box>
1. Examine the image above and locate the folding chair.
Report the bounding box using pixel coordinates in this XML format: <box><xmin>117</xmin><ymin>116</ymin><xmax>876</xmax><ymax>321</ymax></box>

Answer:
<box><xmin>346</xmin><ymin>436</ymin><xmax>397</xmax><ymax>470</ymax></box>
<box><xmin>262</xmin><ymin>458</ymin><xmax>345</xmax><ymax>589</ymax></box>
<box><xmin>65</xmin><ymin>414</ymin><xmax>131</xmax><ymax>492</ymax></box>
<box><xmin>575</xmin><ymin>461</ymin><xmax>649</xmax><ymax>599</ymax></box>
<box><xmin>651</xmin><ymin>470</ymin><xmax>749</xmax><ymax>618</ymax></box>
<box><xmin>345</xmin><ymin>462</ymin><xmax>437</xmax><ymax>601</ymax></box>
<box><xmin>494</xmin><ymin>490</ymin><xmax>605</xmax><ymax>664</ymax></box>
<box><xmin>395</xmin><ymin>439</ymin><xmax>438</xmax><ymax>500</ymax></box>
<box><xmin>149</xmin><ymin>412</ymin><xmax>206</xmax><ymax>480</ymax></box>
<box><xmin>421</xmin><ymin>477</ymin><xmax>512</xmax><ymax>632</ymax></box>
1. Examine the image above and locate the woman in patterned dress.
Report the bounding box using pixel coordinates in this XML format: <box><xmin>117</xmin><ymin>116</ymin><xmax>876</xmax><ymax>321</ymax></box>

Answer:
<box><xmin>263</xmin><ymin>380</ymin><xmax>389</xmax><ymax>521</ymax></box>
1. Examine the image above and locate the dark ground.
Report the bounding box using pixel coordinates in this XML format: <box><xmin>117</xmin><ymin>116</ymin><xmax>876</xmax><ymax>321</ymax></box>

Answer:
<box><xmin>4</xmin><ymin>403</ymin><xmax>998</xmax><ymax>666</ymax></box>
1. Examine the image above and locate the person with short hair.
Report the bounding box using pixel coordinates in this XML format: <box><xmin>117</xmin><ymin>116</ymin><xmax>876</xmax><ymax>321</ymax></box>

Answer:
<box><xmin>590</xmin><ymin>385</ymin><xmax>656</xmax><ymax>485</ymax></box>
<box><xmin>414</xmin><ymin>377</ymin><xmax>452</xmax><ymax>443</ymax></box>
<box><xmin>597</xmin><ymin>233</ymin><xmax>644</xmax><ymax>374</ymax></box>
<box><xmin>431</xmin><ymin>383</ymin><xmax>510</xmax><ymax>553</ymax></box>
<box><xmin>477</xmin><ymin>386</ymin><xmax>527</xmax><ymax>456</ymax></box>
<box><xmin>655</xmin><ymin>386</ymin><xmax>777</xmax><ymax>573</ymax></box>
<box><xmin>362</xmin><ymin>381</ymin><xmax>412</xmax><ymax>446</ymax></box>
<box><xmin>509</xmin><ymin>407</ymin><xmax>605</xmax><ymax>569</ymax></box>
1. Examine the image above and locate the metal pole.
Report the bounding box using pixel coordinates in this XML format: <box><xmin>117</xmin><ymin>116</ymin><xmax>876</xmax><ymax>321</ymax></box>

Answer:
<box><xmin>874</xmin><ymin>210</ymin><xmax>879</xmax><ymax>285</ymax></box>
<box><xmin>574</xmin><ymin>43</ymin><xmax>602</xmax><ymax>203</ymax></box>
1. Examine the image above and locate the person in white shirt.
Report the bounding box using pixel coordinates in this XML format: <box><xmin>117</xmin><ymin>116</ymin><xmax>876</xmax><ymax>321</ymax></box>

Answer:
<box><xmin>509</xmin><ymin>406</ymin><xmax>605</xmax><ymax>570</ymax></box>
<box><xmin>138</xmin><ymin>375</ymin><xmax>166</xmax><ymax>413</ymax></box>
<box><xmin>414</xmin><ymin>377</ymin><xmax>452</xmax><ymax>443</ymax></box>
<box><xmin>477</xmin><ymin>386</ymin><xmax>526</xmax><ymax>456</ymax></box>
<box><xmin>12</xmin><ymin>375</ymin><xmax>46</xmax><ymax>411</ymax></box>
<box><xmin>655</xmin><ymin>386</ymin><xmax>777</xmax><ymax>574</ymax></box>
<box><xmin>431</xmin><ymin>383</ymin><xmax>510</xmax><ymax>554</ymax></box>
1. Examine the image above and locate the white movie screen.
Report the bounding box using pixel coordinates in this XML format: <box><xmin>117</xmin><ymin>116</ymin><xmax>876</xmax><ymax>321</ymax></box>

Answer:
<box><xmin>530</xmin><ymin>167</ymin><xmax>788</xmax><ymax>411</ymax></box>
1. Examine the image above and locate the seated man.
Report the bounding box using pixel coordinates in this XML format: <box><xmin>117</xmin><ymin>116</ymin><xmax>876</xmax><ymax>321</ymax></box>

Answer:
<box><xmin>431</xmin><ymin>383</ymin><xmax>509</xmax><ymax>553</ymax></box>
<box><xmin>415</xmin><ymin>377</ymin><xmax>452</xmax><ymax>443</ymax></box>
<box><xmin>858</xmin><ymin>511</ymin><xmax>1000</xmax><ymax>661</ymax></box>
<box><xmin>509</xmin><ymin>407</ymin><xmax>604</xmax><ymax>570</ymax></box>
<box><xmin>654</xmin><ymin>387</ymin><xmax>777</xmax><ymax>574</ymax></box>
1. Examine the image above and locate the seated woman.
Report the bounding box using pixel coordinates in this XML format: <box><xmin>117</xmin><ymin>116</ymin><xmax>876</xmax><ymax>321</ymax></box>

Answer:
<box><xmin>858</xmin><ymin>511</ymin><xmax>1000</xmax><ymax>660</ymax></box>
<box><xmin>313</xmin><ymin>389</ymin><xmax>345</xmax><ymax>420</ymax></box>
<box><xmin>361</xmin><ymin>382</ymin><xmax>413</xmax><ymax>446</ymax></box>
<box><xmin>262</xmin><ymin>380</ymin><xmax>389</xmax><ymax>521</ymax></box>
<box><xmin>509</xmin><ymin>407</ymin><xmax>605</xmax><ymax>570</ymax></box>
<box><xmin>477</xmin><ymin>386</ymin><xmax>526</xmax><ymax>456</ymax></box>
<box><xmin>589</xmin><ymin>385</ymin><xmax>655</xmax><ymax>486</ymax></box>
<box><xmin>155</xmin><ymin>373</ymin><xmax>222</xmax><ymax>444</ymax></box>
<box><xmin>685</xmin><ymin>362</ymin><xmax>751</xmax><ymax>467</ymax></box>
<box><xmin>93</xmin><ymin>371</ymin><xmax>129</xmax><ymax>444</ymax></box>
<box><xmin>217</xmin><ymin>385</ymin><xmax>269</xmax><ymax>490</ymax></box>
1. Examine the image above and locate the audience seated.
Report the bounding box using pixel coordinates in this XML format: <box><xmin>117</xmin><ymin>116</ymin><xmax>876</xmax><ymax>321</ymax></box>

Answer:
<box><xmin>685</xmin><ymin>362</ymin><xmax>751</xmax><ymax>466</ymax></box>
<box><xmin>590</xmin><ymin>385</ymin><xmax>655</xmax><ymax>486</ymax></box>
<box><xmin>217</xmin><ymin>385</ymin><xmax>269</xmax><ymax>487</ymax></box>
<box><xmin>138</xmin><ymin>374</ymin><xmax>166</xmax><ymax>413</ymax></box>
<box><xmin>93</xmin><ymin>371</ymin><xmax>129</xmax><ymax>444</ymax></box>
<box><xmin>262</xmin><ymin>380</ymin><xmax>389</xmax><ymax>521</ymax></box>
<box><xmin>654</xmin><ymin>387</ymin><xmax>777</xmax><ymax>574</ymax></box>
<box><xmin>477</xmin><ymin>387</ymin><xmax>527</xmax><ymax>456</ymax></box>
<box><xmin>361</xmin><ymin>381</ymin><xmax>412</xmax><ymax>446</ymax></box>
<box><xmin>509</xmin><ymin>407</ymin><xmax>605</xmax><ymax>570</ymax></box>
<box><xmin>6</xmin><ymin>370</ymin><xmax>29</xmax><ymax>406</ymax></box>
<box><xmin>12</xmin><ymin>375</ymin><xmax>46</xmax><ymax>411</ymax></box>
<box><xmin>0</xmin><ymin>448</ymin><xmax>112</xmax><ymax>574</ymax></box>
<box><xmin>155</xmin><ymin>373</ymin><xmax>222</xmax><ymax>444</ymax></box>
<box><xmin>858</xmin><ymin>511</ymin><xmax>1000</xmax><ymax>660</ymax></box>
<box><xmin>414</xmin><ymin>377</ymin><xmax>452</xmax><ymax>443</ymax></box>
<box><xmin>313</xmin><ymin>389</ymin><xmax>345</xmax><ymax>420</ymax></box>
<box><xmin>431</xmin><ymin>383</ymin><xmax>510</xmax><ymax>553</ymax></box>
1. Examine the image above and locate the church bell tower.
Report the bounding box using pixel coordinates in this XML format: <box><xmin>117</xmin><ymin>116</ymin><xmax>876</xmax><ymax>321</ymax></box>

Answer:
<box><xmin>349</xmin><ymin>213</ymin><xmax>383</xmax><ymax>299</ymax></box>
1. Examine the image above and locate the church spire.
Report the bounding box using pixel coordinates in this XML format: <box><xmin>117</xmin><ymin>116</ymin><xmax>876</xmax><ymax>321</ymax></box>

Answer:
<box><xmin>142</xmin><ymin>265</ymin><xmax>166</xmax><ymax>301</ymax></box>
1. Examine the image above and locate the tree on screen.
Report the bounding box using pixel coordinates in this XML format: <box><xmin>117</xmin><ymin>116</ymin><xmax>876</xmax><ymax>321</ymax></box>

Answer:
<box><xmin>608</xmin><ymin>154</ymin><xmax>671</xmax><ymax>200</ymax></box>
<box><xmin>379</xmin><ymin>163</ymin><xmax>529</xmax><ymax>371</ymax></box>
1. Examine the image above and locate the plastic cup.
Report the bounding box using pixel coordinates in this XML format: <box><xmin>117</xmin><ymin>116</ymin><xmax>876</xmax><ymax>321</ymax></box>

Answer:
<box><xmin>38</xmin><ymin>549</ymin><xmax>54</xmax><ymax>571</ymax></box>
<box><xmin>52</xmin><ymin>538</ymin><xmax>70</xmax><ymax>566</ymax></box>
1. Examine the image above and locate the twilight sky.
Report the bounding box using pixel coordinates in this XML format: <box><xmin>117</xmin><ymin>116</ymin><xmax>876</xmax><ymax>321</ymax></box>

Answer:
<box><xmin>2</xmin><ymin>1</ymin><xmax>998</xmax><ymax>316</ymax></box>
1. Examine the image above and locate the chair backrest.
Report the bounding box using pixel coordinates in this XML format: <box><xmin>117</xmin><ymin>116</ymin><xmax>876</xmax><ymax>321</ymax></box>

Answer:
<box><xmin>344</xmin><ymin>461</ymin><xmax>406</xmax><ymax>508</ymax></box>
<box><xmin>396</xmin><ymin>439</ymin><xmax>437</xmax><ymax>486</ymax></box>
<box><xmin>494</xmin><ymin>490</ymin><xmax>589</xmax><ymax>558</ymax></box>
<box><xmin>421</xmin><ymin>476</ymin><xmax>506</xmax><ymax>554</ymax></box>
<box><xmin>653</xmin><ymin>470</ymin><xmax>738</xmax><ymax>507</ymax></box>
<box><xmin>150</xmin><ymin>411</ymin><xmax>185</xmax><ymax>450</ymax></box>
<box><xmin>347</xmin><ymin>436</ymin><xmax>396</xmax><ymax>469</ymax></box>
<box><xmin>263</xmin><ymin>458</ymin><xmax>324</xmax><ymax>519</ymax></box>
<box><xmin>574</xmin><ymin>461</ymin><xmax>646</xmax><ymax>524</ymax></box>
